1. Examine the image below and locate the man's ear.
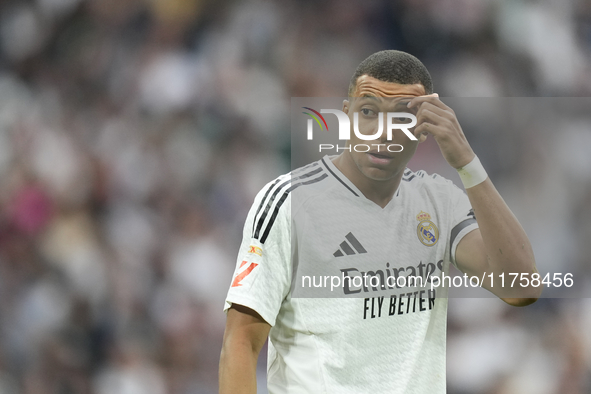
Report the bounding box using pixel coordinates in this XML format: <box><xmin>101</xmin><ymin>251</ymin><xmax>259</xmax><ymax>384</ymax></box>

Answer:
<box><xmin>342</xmin><ymin>99</ymin><xmax>349</xmax><ymax>114</ymax></box>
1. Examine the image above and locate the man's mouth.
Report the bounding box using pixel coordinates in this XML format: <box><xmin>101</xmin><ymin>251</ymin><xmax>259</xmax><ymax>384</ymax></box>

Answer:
<box><xmin>367</xmin><ymin>152</ymin><xmax>394</xmax><ymax>165</ymax></box>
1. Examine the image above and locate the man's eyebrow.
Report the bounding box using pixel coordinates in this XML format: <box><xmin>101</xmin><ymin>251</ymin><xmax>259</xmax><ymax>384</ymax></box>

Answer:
<box><xmin>359</xmin><ymin>95</ymin><xmax>380</xmax><ymax>101</ymax></box>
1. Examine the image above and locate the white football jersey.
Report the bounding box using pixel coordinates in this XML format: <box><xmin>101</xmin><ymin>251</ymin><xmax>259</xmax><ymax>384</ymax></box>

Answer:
<box><xmin>224</xmin><ymin>156</ymin><xmax>478</xmax><ymax>394</ymax></box>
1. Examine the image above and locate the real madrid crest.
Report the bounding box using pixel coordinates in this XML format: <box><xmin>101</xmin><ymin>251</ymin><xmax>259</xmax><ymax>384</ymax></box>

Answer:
<box><xmin>416</xmin><ymin>211</ymin><xmax>439</xmax><ymax>247</ymax></box>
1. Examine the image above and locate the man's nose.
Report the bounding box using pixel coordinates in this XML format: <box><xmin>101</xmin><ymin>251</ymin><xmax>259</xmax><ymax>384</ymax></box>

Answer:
<box><xmin>376</xmin><ymin>113</ymin><xmax>389</xmax><ymax>143</ymax></box>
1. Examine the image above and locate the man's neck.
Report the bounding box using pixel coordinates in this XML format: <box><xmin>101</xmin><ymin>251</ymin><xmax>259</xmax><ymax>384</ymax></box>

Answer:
<box><xmin>331</xmin><ymin>154</ymin><xmax>403</xmax><ymax>209</ymax></box>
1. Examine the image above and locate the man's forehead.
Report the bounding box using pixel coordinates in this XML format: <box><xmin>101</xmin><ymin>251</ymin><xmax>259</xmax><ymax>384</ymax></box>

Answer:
<box><xmin>352</xmin><ymin>75</ymin><xmax>425</xmax><ymax>98</ymax></box>
<box><xmin>355</xmin><ymin>95</ymin><xmax>413</xmax><ymax>108</ymax></box>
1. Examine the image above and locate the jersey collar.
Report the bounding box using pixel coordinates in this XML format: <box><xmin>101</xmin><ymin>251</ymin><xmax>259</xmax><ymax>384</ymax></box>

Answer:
<box><xmin>320</xmin><ymin>155</ymin><xmax>403</xmax><ymax>206</ymax></box>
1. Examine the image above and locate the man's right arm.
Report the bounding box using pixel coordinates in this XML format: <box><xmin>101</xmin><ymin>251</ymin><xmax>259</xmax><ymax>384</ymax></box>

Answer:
<box><xmin>220</xmin><ymin>174</ymin><xmax>293</xmax><ymax>392</ymax></box>
<box><xmin>219</xmin><ymin>304</ymin><xmax>271</xmax><ymax>394</ymax></box>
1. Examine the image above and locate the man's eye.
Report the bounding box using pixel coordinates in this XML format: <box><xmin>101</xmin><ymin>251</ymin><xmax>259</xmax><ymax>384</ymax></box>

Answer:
<box><xmin>361</xmin><ymin>108</ymin><xmax>376</xmax><ymax>116</ymax></box>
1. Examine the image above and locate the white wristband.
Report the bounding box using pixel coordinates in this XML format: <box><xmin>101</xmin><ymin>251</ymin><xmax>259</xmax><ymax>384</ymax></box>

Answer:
<box><xmin>457</xmin><ymin>156</ymin><xmax>488</xmax><ymax>189</ymax></box>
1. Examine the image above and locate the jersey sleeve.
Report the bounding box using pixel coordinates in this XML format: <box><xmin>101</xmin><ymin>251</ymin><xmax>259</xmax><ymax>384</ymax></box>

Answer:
<box><xmin>448</xmin><ymin>182</ymin><xmax>479</xmax><ymax>268</ymax></box>
<box><xmin>223</xmin><ymin>177</ymin><xmax>292</xmax><ymax>327</ymax></box>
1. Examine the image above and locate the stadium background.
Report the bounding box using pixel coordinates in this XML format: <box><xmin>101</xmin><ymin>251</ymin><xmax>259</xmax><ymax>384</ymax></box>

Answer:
<box><xmin>0</xmin><ymin>0</ymin><xmax>590</xmax><ymax>393</ymax></box>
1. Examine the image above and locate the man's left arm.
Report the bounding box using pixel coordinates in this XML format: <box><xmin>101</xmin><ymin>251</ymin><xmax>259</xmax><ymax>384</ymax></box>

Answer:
<box><xmin>409</xmin><ymin>95</ymin><xmax>541</xmax><ymax>306</ymax></box>
<box><xmin>455</xmin><ymin>179</ymin><xmax>540</xmax><ymax>305</ymax></box>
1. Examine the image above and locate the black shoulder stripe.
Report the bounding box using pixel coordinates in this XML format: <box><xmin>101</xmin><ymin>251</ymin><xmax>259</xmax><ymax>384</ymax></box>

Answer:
<box><xmin>296</xmin><ymin>166</ymin><xmax>323</xmax><ymax>179</ymax></box>
<box><xmin>253</xmin><ymin>168</ymin><xmax>324</xmax><ymax>239</ymax></box>
<box><xmin>253</xmin><ymin>177</ymin><xmax>291</xmax><ymax>239</ymax></box>
<box><xmin>403</xmin><ymin>174</ymin><xmax>416</xmax><ymax>182</ymax></box>
<box><xmin>252</xmin><ymin>177</ymin><xmax>283</xmax><ymax>234</ymax></box>
<box><xmin>450</xmin><ymin>218</ymin><xmax>477</xmax><ymax>249</ymax></box>
<box><xmin>291</xmin><ymin>162</ymin><xmax>319</xmax><ymax>176</ymax></box>
<box><xmin>321</xmin><ymin>157</ymin><xmax>359</xmax><ymax>197</ymax></box>
<box><xmin>254</xmin><ymin>163</ymin><xmax>321</xmax><ymax>232</ymax></box>
<box><xmin>259</xmin><ymin>173</ymin><xmax>328</xmax><ymax>244</ymax></box>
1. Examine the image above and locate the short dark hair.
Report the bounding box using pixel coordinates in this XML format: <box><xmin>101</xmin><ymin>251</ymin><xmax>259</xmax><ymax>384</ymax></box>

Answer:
<box><xmin>348</xmin><ymin>50</ymin><xmax>433</xmax><ymax>96</ymax></box>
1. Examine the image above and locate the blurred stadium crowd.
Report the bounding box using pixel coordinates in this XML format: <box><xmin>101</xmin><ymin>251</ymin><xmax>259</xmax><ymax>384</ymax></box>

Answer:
<box><xmin>0</xmin><ymin>0</ymin><xmax>590</xmax><ymax>393</ymax></box>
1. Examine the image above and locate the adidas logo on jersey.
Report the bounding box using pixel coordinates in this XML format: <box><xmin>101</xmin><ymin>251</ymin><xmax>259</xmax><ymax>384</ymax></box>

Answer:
<box><xmin>333</xmin><ymin>232</ymin><xmax>367</xmax><ymax>257</ymax></box>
